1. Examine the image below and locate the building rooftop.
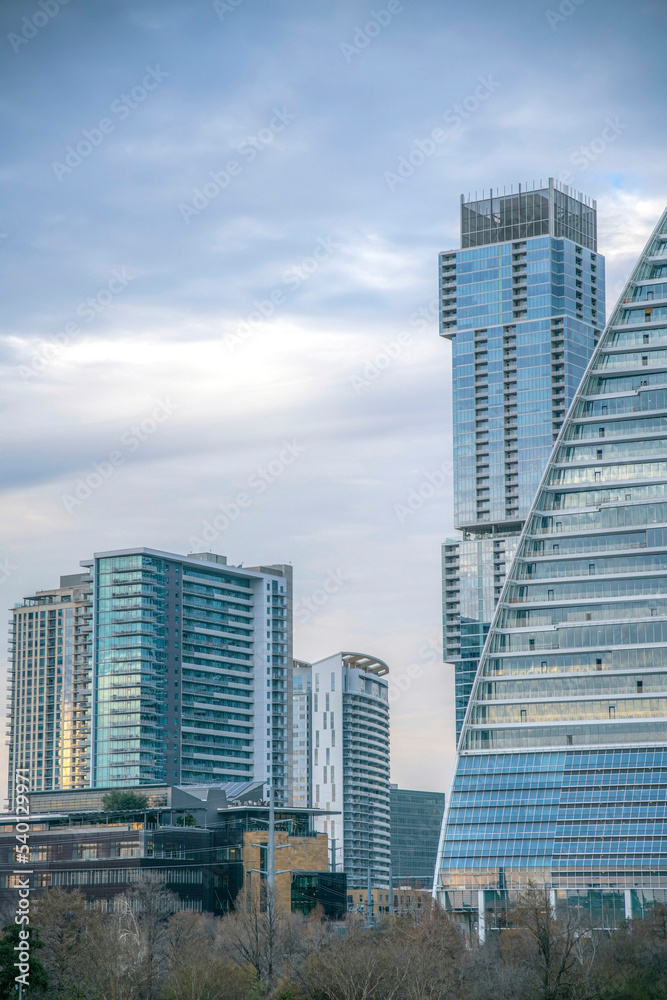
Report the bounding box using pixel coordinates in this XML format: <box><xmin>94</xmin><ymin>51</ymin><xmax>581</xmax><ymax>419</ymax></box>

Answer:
<box><xmin>455</xmin><ymin>177</ymin><xmax>597</xmax><ymax>252</ymax></box>
<box><xmin>341</xmin><ymin>652</ymin><xmax>389</xmax><ymax>676</ymax></box>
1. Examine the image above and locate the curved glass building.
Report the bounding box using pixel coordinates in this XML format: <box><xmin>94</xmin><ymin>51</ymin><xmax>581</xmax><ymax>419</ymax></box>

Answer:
<box><xmin>435</xmin><ymin>207</ymin><xmax>667</xmax><ymax>936</ymax></box>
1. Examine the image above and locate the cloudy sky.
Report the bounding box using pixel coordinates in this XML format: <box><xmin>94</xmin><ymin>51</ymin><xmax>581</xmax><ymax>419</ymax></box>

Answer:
<box><xmin>1</xmin><ymin>0</ymin><xmax>666</xmax><ymax>796</ymax></box>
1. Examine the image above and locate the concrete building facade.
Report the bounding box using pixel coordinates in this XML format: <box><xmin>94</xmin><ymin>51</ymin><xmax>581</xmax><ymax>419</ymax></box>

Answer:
<box><xmin>310</xmin><ymin>652</ymin><xmax>391</xmax><ymax>889</ymax></box>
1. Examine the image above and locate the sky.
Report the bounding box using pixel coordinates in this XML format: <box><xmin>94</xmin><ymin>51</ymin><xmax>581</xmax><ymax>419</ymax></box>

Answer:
<box><xmin>1</xmin><ymin>0</ymin><xmax>666</xmax><ymax>797</ymax></box>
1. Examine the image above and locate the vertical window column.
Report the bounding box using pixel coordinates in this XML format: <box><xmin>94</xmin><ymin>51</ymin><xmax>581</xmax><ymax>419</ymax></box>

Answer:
<box><xmin>440</xmin><ymin>253</ymin><xmax>457</xmax><ymax>331</ymax></box>
<box><xmin>503</xmin><ymin>326</ymin><xmax>518</xmax><ymax>520</ymax></box>
<box><xmin>475</xmin><ymin>330</ymin><xmax>490</xmax><ymax>521</ymax></box>
<box><xmin>512</xmin><ymin>244</ymin><xmax>528</xmax><ymax>319</ymax></box>
<box><xmin>551</xmin><ymin>318</ymin><xmax>565</xmax><ymax>438</ymax></box>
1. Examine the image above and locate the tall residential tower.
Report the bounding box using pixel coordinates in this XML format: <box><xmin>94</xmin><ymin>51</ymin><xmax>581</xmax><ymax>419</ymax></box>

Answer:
<box><xmin>436</xmin><ymin>206</ymin><xmax>667</xmax><ymax>935</ymax></box>
<box><xmin>441</xmin><ymin>180</ymin><xmax>605</xmax><ymax>737</ymax></box>
<box><xmin>304</xmin><ymin>652</ymin><xmax>391</xmax><ymax>890</ymax></box>
<box><xmin>7</xmin><ymin>574</ymin><xmax>92</xmax><ymax>807</ymax></box>
<box><xmin>292</xmin><ymin>659</ymin><xmax>313</xmax><ymax>807</ymax></box>
<box><xmin>8</xmin><ymin>548</ymin><xmax>294</xmax><ymax>807</ymax></box>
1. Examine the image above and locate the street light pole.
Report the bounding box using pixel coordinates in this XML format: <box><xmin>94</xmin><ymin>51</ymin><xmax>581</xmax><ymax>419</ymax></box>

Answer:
<box><xmin>267</xmin><ymin>784</ymin><xmax>275</xmax><ymax>892</ymax></box>
<box><xmin>366</xmin><ymin>864</ymin><xmax>373</xmax><ymax>929</ymax></box>
<box><xmin>267</xmin><ymin>784</ymin><xmax>275</xmax><ymax>921</ymax></box>
<box><xmin>389</xmin><ymin>856</ymin><xmax>394</xmax><ymax>917</ymax></box>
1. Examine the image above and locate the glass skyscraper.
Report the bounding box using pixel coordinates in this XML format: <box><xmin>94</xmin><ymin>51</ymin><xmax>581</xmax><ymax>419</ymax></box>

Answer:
<box><xmin>442</xmin><ymin>180</ymin><xmax>605</xmax><ymax>739</ymax></box>
<box><xmin>435</xmin><ymin>206</ymin><xmax>667</xmax><ymax>936</ymax></box>
<box><xmin>390</xmin><ymin>786</ymin><xmax>445</xmax><ymax>887</ymax></box>
<box><xmin>7</xmin><ymin>548</ymin><xmax>294</xmax><ymax>807</ymax></box>
<box><xmin>87</xmin><ymin>548</ymin><xmax>292</xmax><ymax>803</ymax></box>
<box><xmin>7</xmin><ymin>574</ymin><xmax>92</xmax><ymax>807</ymax></box>
<box><xmin>292</xmin><ymin>659</ymin><xmax>313</xmax><ymax>807</ymax></box>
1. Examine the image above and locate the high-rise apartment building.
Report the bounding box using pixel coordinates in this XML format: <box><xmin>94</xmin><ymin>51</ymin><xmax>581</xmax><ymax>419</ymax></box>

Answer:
<box><xmin>299</xmin><ymin>653</ymin><xmax>391</xmax><ymax>889</ymax></box>
<box><xmin>436</xmin><ymin>207</ymin><xmax>667</xmax><ymax>935</ymax></box>
<box><xmin>8</xmin><ymin>548</ymin><xmax>294</xmax><ymax>807</ymax></box>
<box><xmin>7</xmin><ymin>574</ymin><xmax>92</xmax><ymax>806</ymax></box>
<box><xmin>292</xmin><ymin>659</ymin><xmax>312</xmax><ymax>807</ymax></box>
<box><xmin>441</xmin><ymin>179</ymin><xmax>605</xmax><ymax>737</ymax></box>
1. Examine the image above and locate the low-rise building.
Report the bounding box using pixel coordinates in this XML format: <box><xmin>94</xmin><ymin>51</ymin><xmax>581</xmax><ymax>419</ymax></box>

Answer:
<box><xmin>346</xmin><ymin>885</ymin><xmax>434</xmax><ymax>918</ymax></box>
<box><xmin>0</xmin><ymin>783</ymin><xmax>345</xmax><ymax>918</ymax></box>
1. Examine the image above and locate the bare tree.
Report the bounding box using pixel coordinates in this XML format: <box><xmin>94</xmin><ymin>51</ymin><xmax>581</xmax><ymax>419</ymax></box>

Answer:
<box><xmin>78</xmin><ymin>907</ymin><xmax>147</xmax><ymax>1000</ymax></box>
<box><xmin>462</xmin><ymin>938</ymin><xmax>538</xmax><ymax>1000</ymax></box>
<box><xmin>32</xmin><ymin>888</ymin><xmax>90</xmax><ymax>999</ymax></box>
<box><xmin>118</xmin><ymin>872</ymin><xmax>179</xmax><ymax>1000</ymax></box>
<box><xmin>217</xmin><ymin>887</ymin><xmax>311</xmax><ymax>993</ymax></box>
<box><xmin>502</xmin><ymin>887</ymin><xmax>594</xmax><ymax>1000</ymax></box>
<box><xmin>390</xmin><ymin>908</ymin><xmax>465</xmax><ymax>1000</ymax></box>
<box><xmin>162</xmin><ymin>911</ymin><xmax>255</xmax><ymax>1000</ymax></box>
<box><xmin>592</xmin><ymin>902</ymin><xmax>667</xmax><ymax>1000</ymax></box>
<box><xmin>303</xmin><ymin>923</ymin><xmax>400</xmax><ymax>1000</ymax></box>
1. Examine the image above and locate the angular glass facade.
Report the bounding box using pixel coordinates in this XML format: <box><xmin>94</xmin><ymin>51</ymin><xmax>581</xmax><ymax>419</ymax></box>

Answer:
<box><xmin>442</xmin><ymin>179</ymin><xmax>604</xmax><ymax>739</ymax></box>
<box><xmin>436</xmin><ymin>207</ymin><xmax>667</xmax><ymax>933</ymax></box>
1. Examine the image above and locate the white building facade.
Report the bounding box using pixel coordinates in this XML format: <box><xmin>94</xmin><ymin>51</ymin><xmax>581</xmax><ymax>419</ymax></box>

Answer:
<box><xmin>310</xmin><ymin>652</ymin><xmax>390</xmax><ymax>889</ymax></box>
